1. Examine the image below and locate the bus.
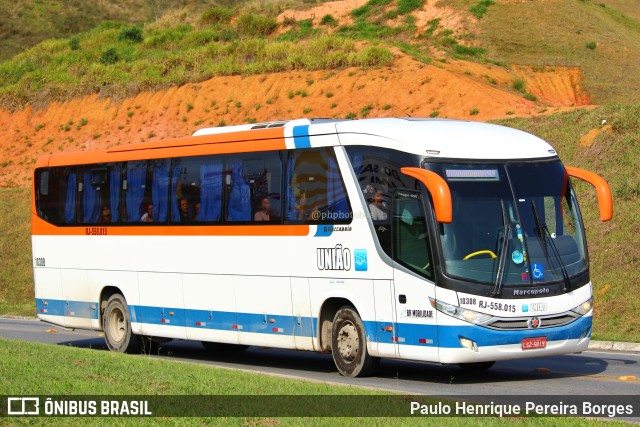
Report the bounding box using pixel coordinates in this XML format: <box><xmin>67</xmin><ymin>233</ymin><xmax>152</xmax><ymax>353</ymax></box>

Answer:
<box><xmin>32</xmin><ymin>118</ymin><xmax>612</xmax><ymax>377</ymax></box>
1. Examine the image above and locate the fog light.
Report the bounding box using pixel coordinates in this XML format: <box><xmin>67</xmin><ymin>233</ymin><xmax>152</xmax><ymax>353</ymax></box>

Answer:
<box><xmin>579</xmin><ymin>327</ymin><xmax>591</xmax><ymax>341</ymax></box>
<box><xmin>459</xmin><ymin>336</ymin><xmax>478</xmax><ymax>352</ymax></box>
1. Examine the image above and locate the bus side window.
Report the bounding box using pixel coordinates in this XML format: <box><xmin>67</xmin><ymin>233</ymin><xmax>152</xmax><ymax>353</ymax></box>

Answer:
<box><xmin>170</xmin><ymin>156</ymin><xmax>222</xmax><ymax>224</ymax></box>
<box><xmin>247</xmin><ymin>152</ymin><xmax>282</xmax><ymax>223</ymax></box>
<box><xmin>77</xmin><ymin>164</ymin><xmax>120</xmax><ymax>224</ymax></box>
<box><xmin>224</xmin><ymin>152</ymin><xmax>282</xmax><ymax>224</ymax></box>
<box><xmin>35</xmin><ymin>167</ymin><xmax>77</xmax><ymax>225</ymax></box>
<box><xmin>285</xmin><ymin>148</ymin><xmax>350</xmax><ymax>223</ymax></box>
<box><xmin>393</xmin><ymin>195</ymin><xmax>433</xmax><ymax>279</ymax></box>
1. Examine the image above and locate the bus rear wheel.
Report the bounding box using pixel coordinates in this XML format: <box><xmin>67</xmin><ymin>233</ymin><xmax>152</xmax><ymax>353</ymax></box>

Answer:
<box><xmin>103</xmin><ymin>294</ymin><xmax>141</xmax><ymax>354</ymax></box>
<box><xmin>331</xmin><ymin>306</ymin><xmax>379</xmax><ymax>377</ymax></box>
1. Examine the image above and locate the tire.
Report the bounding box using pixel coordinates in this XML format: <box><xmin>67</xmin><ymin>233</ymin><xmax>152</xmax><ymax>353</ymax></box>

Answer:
<box><xmin>457</xmin><ymin>361</ymin><xmax>495</xmax><ymax>371</ymax></box>
<box><xmin>201</xmin><ymin>342</ymin><xmax>249</xmax><ymax>352</ymax></box>
<box><xmin>103</xmin><ymin>294</ymin><xmax>141</xmax><ymax>354</ymax></box>
<box><xmin>331</xmin><ymin>306</ymin><xmax>379</xmax><ymax>377</ymax></box>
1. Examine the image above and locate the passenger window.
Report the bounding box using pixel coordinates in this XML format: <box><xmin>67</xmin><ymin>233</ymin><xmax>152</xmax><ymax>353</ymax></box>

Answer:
<box><xmin>172</xmin><ymin>156</ymin><xmax>223</xmax><ymax>224</ymax></box>
<box><xmin>123</xmin><ymin>160</ymin><xmax>170</xmax><ymax>224</ymax></box>
<box><xmin>285</xmin><ymin>148</ymin><xmax>351</xmax><ymax>223</ymax></box>
<box><xmin>225</xmin><ymin>152</ymin><xmax>283</xmax><ymax>223</ymax></box>
<box><xmin>35</xmin><ymin>167</ymin><xmax>77</xmax><ymax>225</ymax></box>
<box><xmin>78</xmin><ymin>164</ymin><xmax>120</xmax><ymax>224</ymax></box>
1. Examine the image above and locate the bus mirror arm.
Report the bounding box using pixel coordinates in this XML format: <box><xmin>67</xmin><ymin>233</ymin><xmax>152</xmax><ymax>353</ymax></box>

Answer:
<box><xmin>565</xmin><ymin>166</ymin><xmax>613</xmax><ymax>222</ymax></box>
<box><xmin>400</xmin><ymin>167</ymin><xmax>452</xmax><ymax>223</ymax></box>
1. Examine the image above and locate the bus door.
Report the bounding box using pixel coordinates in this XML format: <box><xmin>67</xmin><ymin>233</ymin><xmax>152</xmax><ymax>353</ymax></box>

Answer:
<box><xmin>391</xmin><ymin>190</ymin><xmax>440</xmax><ymax>361</ymax></box>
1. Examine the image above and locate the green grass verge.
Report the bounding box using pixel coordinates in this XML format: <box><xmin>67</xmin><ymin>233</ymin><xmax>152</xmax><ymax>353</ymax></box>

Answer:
<box><xmin>0</xmin><ymin>337</ymin><xmax>628</xmax><ymax>425</ymax></box>
<box><xmin>0</xmin><ymin>188</ymin><xmax>33</xmax><ymax>316</ymax></box>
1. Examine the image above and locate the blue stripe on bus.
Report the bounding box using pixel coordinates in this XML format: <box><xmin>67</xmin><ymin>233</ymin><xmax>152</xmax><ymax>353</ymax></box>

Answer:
<box><xmin>388</xmin><ymin>316</ymin><xmax>590</xmax><ymax>348</ymax></box>
<box><xmin>132</xmin><ymin>305</ymin><xmax>315</xmax><ymax>337</ymax></box>
<box><xmin>35</xmin><ymin>298</ymin><xmax>591</xmax><ymax>348</ymax></box>
<box><xmin>36</xmin><ymin>299</ymin><xmax>98</xmax><ymax>319</ymax></box>
<box><xmin>292</xmin><ymin>125</ymin><xmax>311</xmax><ymax>148</ymax></box>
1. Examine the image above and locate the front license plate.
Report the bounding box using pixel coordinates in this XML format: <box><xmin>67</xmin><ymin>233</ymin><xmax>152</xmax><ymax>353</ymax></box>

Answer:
<box><xmin>522</xmin><ymin>337</ymin><xmax>547</xmax><ymax>350</ymax></box>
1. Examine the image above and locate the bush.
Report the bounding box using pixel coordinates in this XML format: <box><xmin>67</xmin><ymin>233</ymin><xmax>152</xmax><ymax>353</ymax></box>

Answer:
<box><xmin>320</xmin><ymin>14</ymin><xmax>338</xmax><ymax>27</ymax></box>
<box><xmin>118</xmin><ymin>26</ymin><xmax>143</xmax><ymax>43</ymax></box>
<box><xmin>452</xmin><ymin>44</ymin><xmax>485</xmax><ymax>57</ymax></box>
<box><xmin>469</xmin><ymin>0</ymin><xmax>494</xmax><ymax>19</ymax></box>
<box><xmin>397</xmin><ymin>0</ymin><xmax>424</xmax><ymax>15</ymax></box>
<box><xmin>512</xmin><ymin>78</ymin><xmax>526</xmax><ymax>93</ymax></box>
<box><xmin>355</xmin><ymin>45</ymin><xmax>394</xmax><ymax>67</ymax></box>
<box><xmin>200</xmin><ymin>7</ymin><xmax>234</xmax><ymax>26</ymax></box>
<box><xmin>99</xmin><ymin>48</ymin><xmax>119</xmax><ymax>65</ymax></box>
<box><xmin>586</xmin><ymin>41</ymin><xmax>597</xmax><ymax>50</ymax></box>
<box><xmin>236</xmin><ymin>14</ymin><xmax>277</xmax><ymax>37</ymax></box>
<box><xmin>69</xmin><ymin>36</ymin><xmax>80</xmax><ymax>51</ymax></box>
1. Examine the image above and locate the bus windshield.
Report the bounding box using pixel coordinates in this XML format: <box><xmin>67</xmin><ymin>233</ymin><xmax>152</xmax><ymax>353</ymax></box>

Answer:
<box><xmin>425</xmin><ymin>160</ymin><xmax>588</xmax><ymax>290</ymax></box>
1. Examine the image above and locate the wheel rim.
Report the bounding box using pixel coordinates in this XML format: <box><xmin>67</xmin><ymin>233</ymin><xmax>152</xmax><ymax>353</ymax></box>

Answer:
<box><xmin>107</xmin><ymin>307</ymin><xmax>126</xmax><ymax>343</ymax></box>
<box><xmin>337</xmin><ymin>320</ymin><xmax>359</xmax><ymax>362</ymax></box>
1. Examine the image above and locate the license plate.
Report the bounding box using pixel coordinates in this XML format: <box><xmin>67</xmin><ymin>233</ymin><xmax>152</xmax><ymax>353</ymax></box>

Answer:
<box><xmin>522</xmin><ymin>337</ymin><xmax>547</xmax><ymax>350</ymax></box>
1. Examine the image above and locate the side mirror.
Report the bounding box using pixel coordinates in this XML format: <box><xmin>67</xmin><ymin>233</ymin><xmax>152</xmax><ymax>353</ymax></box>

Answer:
<box><xmin>565</xmin><ymin>166</ymin><xmax>613</xmax><ymax>222</ymax></box>
<box><xmin>400</xmin><ymin>167</ymin><xmax>452</xmax><ymax>223</ymax></box>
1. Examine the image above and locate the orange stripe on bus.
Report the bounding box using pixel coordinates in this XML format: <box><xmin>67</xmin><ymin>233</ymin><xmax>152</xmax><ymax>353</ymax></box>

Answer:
<box><xmin>40</xmin><ymin>128</ymin><xmax>287</xmax><ymax>167</ymax></box>
<box><xmin>31</xmin><ymin>215</ymin><xmax>309</xmax><ymax>237</ymax></box>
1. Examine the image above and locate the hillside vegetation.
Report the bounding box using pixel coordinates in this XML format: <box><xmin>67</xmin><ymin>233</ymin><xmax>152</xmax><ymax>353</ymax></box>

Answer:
<box><xmin>0</xmin><ymin>0</ymin><xmax>234</xmax><ymax>62</ymax></box>
<box><xmin>0</xmin><ymin>0</ymin><xmax>638</xmax><ymax>342</ymax></box>
<box><xmin>464</xmin><ymin>0</ymin><xmax>640</xmax><ymax>105</ymax></box>
<box><xmin>2</xmin><ymin>0</ymin><xmax>640</xmax><ymax>110</ymax></box>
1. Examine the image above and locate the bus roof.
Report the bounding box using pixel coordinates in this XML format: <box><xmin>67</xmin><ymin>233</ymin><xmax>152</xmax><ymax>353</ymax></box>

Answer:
<box><xmin>333</xmin><ymin>118</ymin><xmax>557</xmax><ymax>160</ymax></box>
<box><xmin>35</xmin><ymin>118</ymin><xmax>556</xmax><ymax>169</ymax></box>
<box><xmin>192</xmin><ymin>117</ymin><xmax>557</xmax><ymax>160</ymax></box>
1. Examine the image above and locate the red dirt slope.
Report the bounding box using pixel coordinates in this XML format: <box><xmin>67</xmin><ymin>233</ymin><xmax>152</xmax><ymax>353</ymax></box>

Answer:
<box><xmin>0</xmin><ymin>54</ymin><xmax>591</xmax><ymax>188</ymax></box>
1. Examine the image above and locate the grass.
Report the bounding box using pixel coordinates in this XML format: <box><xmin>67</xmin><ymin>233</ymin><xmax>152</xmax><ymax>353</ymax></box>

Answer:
<box><xmin>2</xmin><ymin>0</ymin><xmax>639</xmax><ymax>110</ymax></box>
<box><xmin>0</xmin><ymin>9</ymin><xmax>394</xmax><ymax>111</ymax></box>
<box><xmin>469</xmin><ymin>0</ymin><xmax>494</xmax><ymax>19</ymax></box>
<box><xmin>0</xmin><ymin>189</ymin><xmax>33</xmax><ymax>316</ymax></box>
<box><xmin>0</xmin><ymin>338</ymin><xmax>629</xmax><ymax>425</ymax></box>
<box><xmin>468</xmin><ymin>0</ymin><xmax>640</xmax><ymax>104</ymax></box>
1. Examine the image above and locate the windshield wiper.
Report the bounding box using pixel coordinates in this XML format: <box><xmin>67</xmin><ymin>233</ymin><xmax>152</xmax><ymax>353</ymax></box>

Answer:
<box><xmin>489</xmin><ymin>200</ymin><xmax>510</xmax><ymax>297</ymax></box>
<box><xmin>530</xmin><ymin>201</ymin><xmax>570</xmax><ymax>292</ymax></box>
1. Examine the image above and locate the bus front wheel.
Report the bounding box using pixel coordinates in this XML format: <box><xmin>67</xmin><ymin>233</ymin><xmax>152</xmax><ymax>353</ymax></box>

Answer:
<box><xmin>331</xmin><ymin>306</ymin><xmax>379</xmax><ymax>377</ymax></box>
<box><xmin>103</xmin><ymin>294</ymin><xmax>141</xmax><ymax>354</ymax></box>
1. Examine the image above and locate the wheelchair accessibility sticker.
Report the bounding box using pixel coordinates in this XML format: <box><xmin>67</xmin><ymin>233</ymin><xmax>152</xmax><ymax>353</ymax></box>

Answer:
<box><xmin>532</xmin><ymin>263</ymin><xmax>545</xmax><ymax>280</ymax></box>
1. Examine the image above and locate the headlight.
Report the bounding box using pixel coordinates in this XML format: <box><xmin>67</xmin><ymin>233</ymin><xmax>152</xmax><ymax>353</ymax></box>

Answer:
<box><xmin>570</xmin><ymin>297</ymin><xmax>593</xmax><ymax>316</ymax></box>
<box><xmin>429</xmin><ymin>297</ymin><xmax>493</xmax><ymax>325</ymax></box>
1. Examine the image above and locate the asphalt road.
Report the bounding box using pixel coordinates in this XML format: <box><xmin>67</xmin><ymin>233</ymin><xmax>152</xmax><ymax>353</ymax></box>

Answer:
<box><xmin>0</xmin><ymin>318</ymin><xmax>640</xmax><ymax>400</ymax></box>
<box><xmin>2</xmin><ymin>317</ymin><xmax>639</xmax><ymax>399</ymax></box>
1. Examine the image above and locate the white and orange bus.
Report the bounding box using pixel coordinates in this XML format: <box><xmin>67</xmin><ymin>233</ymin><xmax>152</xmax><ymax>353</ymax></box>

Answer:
<box><xmin>32</xmin><ymin>118</ymin><xmax>612</xmax><ymax>377</ymax></box>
